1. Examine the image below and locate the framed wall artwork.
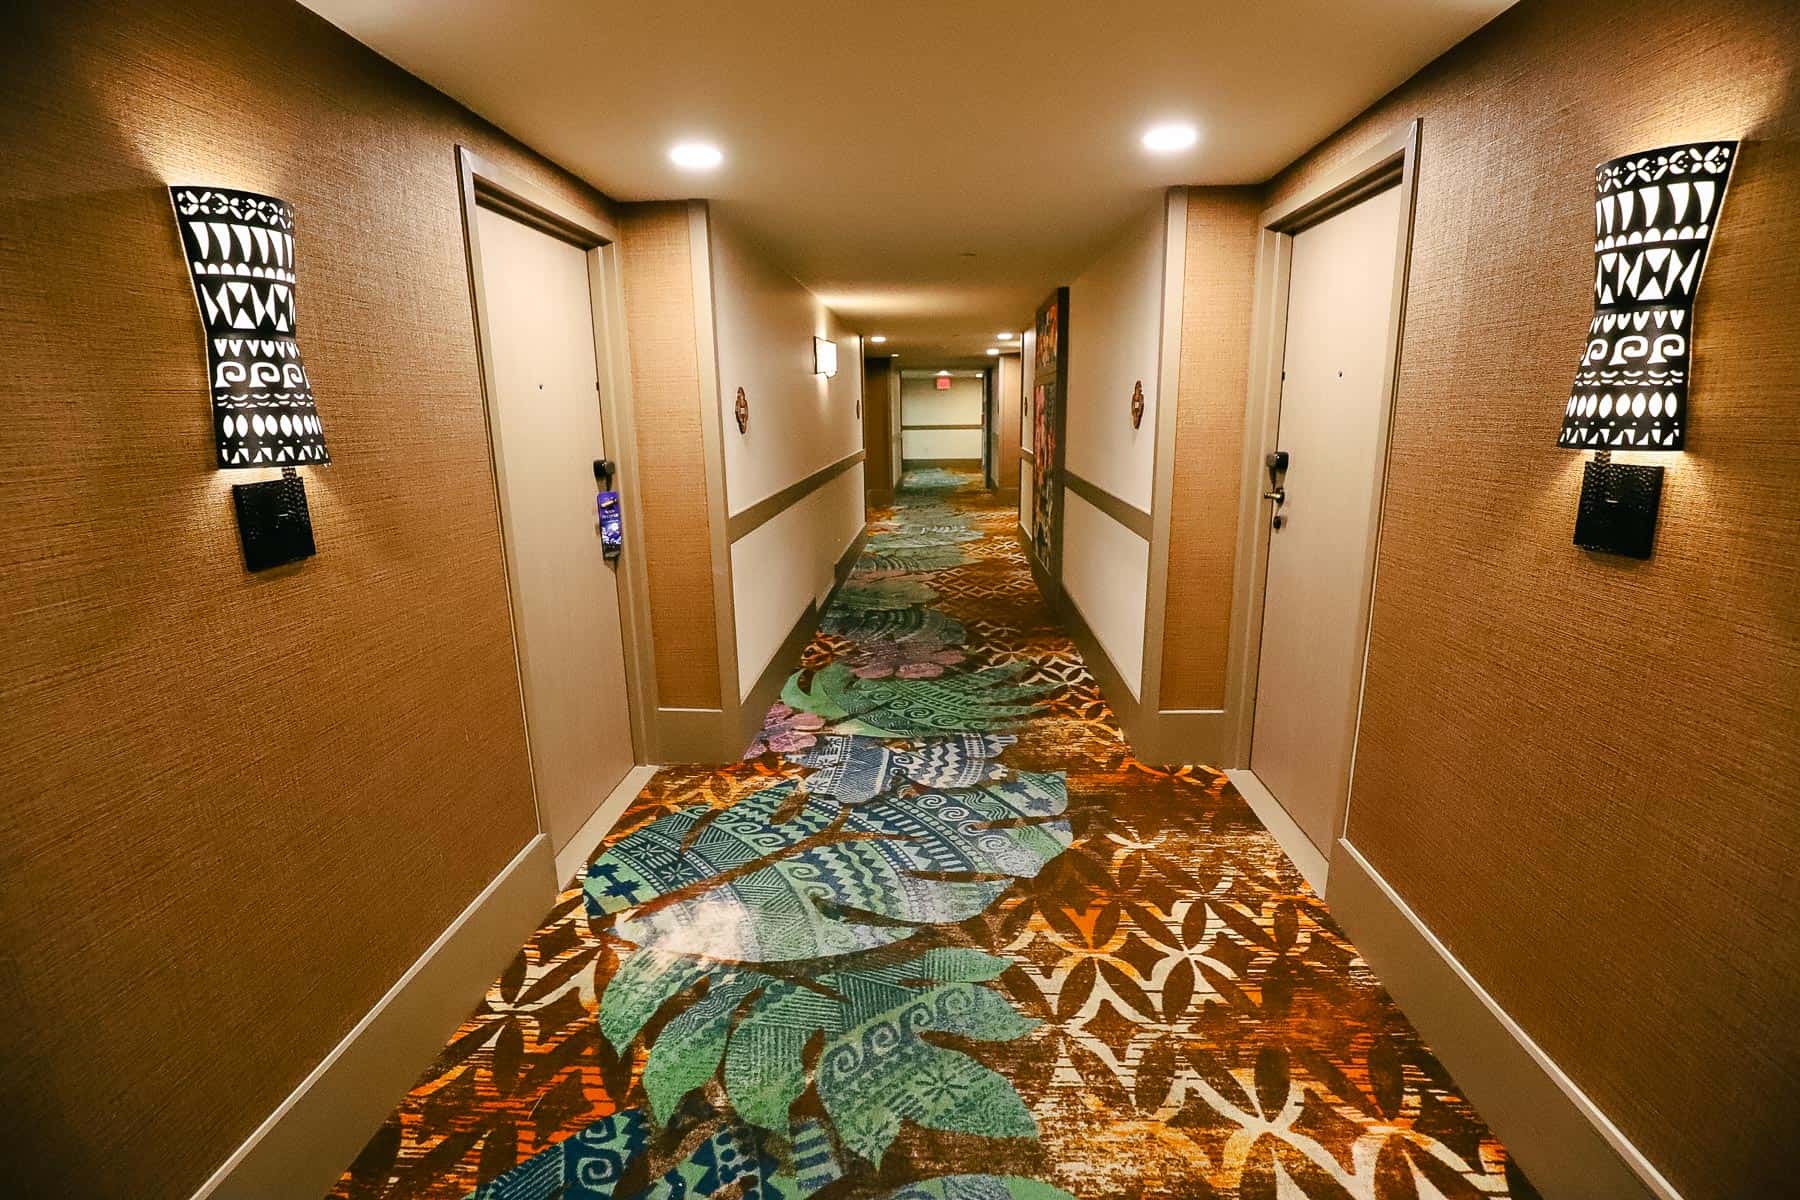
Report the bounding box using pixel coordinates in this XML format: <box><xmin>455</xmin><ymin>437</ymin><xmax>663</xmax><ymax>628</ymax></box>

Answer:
<box><xmin>1030</xmin><ymin>287</ymin><xmax>1069</xmax><ymax>581</ymax></box>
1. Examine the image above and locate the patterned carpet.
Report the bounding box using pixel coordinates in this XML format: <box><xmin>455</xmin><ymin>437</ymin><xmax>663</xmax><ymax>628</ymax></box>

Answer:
<box><xmin>331</xmin><ymin>469</ymin><xmax>1534</xmax><ymax>1200</ymax></box>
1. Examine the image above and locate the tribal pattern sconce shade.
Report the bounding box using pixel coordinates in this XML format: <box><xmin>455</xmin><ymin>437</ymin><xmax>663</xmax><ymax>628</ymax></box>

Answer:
<box><xmin>1559</xmin><ymin>141</ymin><xmax>1735</xmax><ymax>450</ymax></box>
<box><xmin>171</xmin><ymin>187</ymin><xmax>328</xmax><ymax>467</ymax></box>
<box><xmin>173</xmin><ymin>186</ymin><xmax>327</xmax><ymax>571</ymax></box>
<box><xmin>1557</xmin><ymin>141</ymin><xmax>1736</xmax><ymax>558</ymax></box>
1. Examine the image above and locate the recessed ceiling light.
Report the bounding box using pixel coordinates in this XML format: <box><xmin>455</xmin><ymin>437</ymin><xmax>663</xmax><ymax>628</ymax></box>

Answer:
<box><xmin>1141</xmin><ymin>123</ymin><xmax>1199</xmax><ymax>154</ymax></box>
<box><xmin>996</xmin><ymin>332</ymin><xmax>1015</xmax><ymax>340</ymax></box>
<box><xmin>668</xmin><ymin>141</ymin><xmax>724</xmax><ymax>170</ymax></box>
<box><xmin>868</xmin><ymin>335</ymin><xmax>887</xmax><ymax>344</ymax></box>
<box><xmin>986</xmin><ymin>348</ymin><xmax>1000</xmax><ymax>356</ymax></box>
<box><xmin>936</xmin><ymin>370</ymin><xmax>950</xmax><ymax>376</ymax></box>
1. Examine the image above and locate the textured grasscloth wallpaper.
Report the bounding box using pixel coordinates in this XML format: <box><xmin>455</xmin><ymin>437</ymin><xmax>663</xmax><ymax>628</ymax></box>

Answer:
<box><xmin>617</xmin><ymin>203</ymin><xmax>724</xmax><ymax>711</ymax></box>
<box><xmin>1262</xmin><ymin>1</ymin><xmax>1800</xmax><ymax>1196</ymax></box>
<box><xmin>0</xmin><ymin>1</ymin><xmax>618</xmax><ymax>1196</ymax></box>
<box><xmin>1159</xmin><ymin>188</ymin><xmax>1260</xmax><ymax>711</ymax></box>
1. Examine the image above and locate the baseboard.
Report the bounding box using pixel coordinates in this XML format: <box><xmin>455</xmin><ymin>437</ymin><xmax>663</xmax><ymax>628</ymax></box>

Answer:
<box><xmin>1129</xmin><ymin>706</ymin><xmax>1235</xmax><ymax>768</ymax></box>
<box><xmin>650</xmin><ymin>705</ymin><xmax>730</xmax><ymax>764</ymax></box>
<box><xmin>1052</xmin><ymin>582</ymin><xmax>1146</xmax><ymax>747</ymax></box>
<box><xmin>1222</xmin><ymin>768</ymin><xmax>1328</xmax><ymax>894</ymax></box>
<box><xmin>1328</xmin><ymin>840</ymin><xmax>1676</xmax><ymax>1200</ymax></box>
<box><xmin>1015</xmin><ymin>525</ymin><xmax>1057</xmax><ymax>615</ymax></box>
<box><xmin>553</xmin><ymin>764</ymin><xmax>658</xmax><ymax>886</ymax></box>
<box><xmin>191</xmin><ymin>835</ymin><xmax>557</xmax><ymax>1200</ymax></box>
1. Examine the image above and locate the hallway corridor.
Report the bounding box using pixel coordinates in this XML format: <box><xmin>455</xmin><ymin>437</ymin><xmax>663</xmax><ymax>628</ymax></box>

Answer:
<box><xmin>332</xmin><ymin>470</ymin><xmax>1530</xmax><ymax>1200</ymax></box>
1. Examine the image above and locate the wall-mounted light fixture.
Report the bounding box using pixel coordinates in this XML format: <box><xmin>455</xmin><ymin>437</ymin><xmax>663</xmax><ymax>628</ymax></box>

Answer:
<box><xmin>1557</xmin><ymin>141</ymin><xmax>1736</xmax><ymax>558</ymax></box>
<box><xmin>172</xmin><ymin>186</ymin><xmax>327</xmax><ymax>571</ymax></box>
<box><xmin>813</xmin><ymin>335</ymin><xmax>838</xmax><ymax>379</ymax></box>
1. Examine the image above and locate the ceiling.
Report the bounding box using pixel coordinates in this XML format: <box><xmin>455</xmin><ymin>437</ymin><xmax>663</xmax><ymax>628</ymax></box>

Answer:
<box><xmin>301</xmin><ymin>0</ymin><xmax>1514</xmax><ymax>367</ymax></box>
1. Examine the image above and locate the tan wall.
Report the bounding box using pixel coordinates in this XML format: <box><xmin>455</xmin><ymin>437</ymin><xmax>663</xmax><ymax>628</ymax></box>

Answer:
<box><xmin>0</xmin><ymin>1</ymin><xmax>633</xmax><ymax>1196</ymax></box>
<box><xmin>1158</xmin><ymin>189</ymin><xmax>1260</xmax><ymax>710</ymax></box>
<box><xmin>1262</xmin><ymin>2</ymin><xmax>1800</xmax><ymax>1195</ymax></box>
<box><xmin>617</xmin><ymin>203</ymin><xmax>723</xmax><ymax>710</ymax></box>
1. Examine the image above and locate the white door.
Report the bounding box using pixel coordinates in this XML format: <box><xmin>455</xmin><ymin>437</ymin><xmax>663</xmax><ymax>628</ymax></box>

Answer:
<box><xmin>1250</xmin><ymin>183</ymin><xmax>1403</xmax><ymax>856</ymax></box>
<box><xmin>475</xmin><ymin>203</ymin><xmax>635</xmax><ymax>854</ymax></box>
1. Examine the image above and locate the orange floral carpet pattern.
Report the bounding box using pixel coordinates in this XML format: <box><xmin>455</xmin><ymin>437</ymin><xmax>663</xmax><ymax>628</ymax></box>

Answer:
<box><xmin>330</xmin><ymin>470</ymin><xmax>1534</xmax><ymax>1200</ymax></box>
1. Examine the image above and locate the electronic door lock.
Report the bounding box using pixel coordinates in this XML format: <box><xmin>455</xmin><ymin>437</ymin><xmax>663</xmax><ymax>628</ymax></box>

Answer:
<box><xmin>1265</xmin><ymin>449</ymin><xmax>1289</xmax><ymax>476</ymax></box>
<box><xmin>593</xmin><ymin>458</ymin><xmax>616</xmax><ymax>487</ymax></box>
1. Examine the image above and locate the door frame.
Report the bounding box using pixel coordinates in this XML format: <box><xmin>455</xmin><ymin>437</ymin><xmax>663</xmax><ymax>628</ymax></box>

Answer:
<box><xmin>454</xmin><ymin>146</ymin><xmax>655</xmax><ymax>825</ymax></box>
<box><xmin>1224</xmin><ymin>118</ymin><xmax>1421</xmax><ymax>852</ymax></box>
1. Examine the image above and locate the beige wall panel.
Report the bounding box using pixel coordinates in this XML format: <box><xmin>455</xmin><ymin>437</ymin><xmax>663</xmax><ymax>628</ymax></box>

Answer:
<box><xmin>1262</xmin><ymin>2</ymin><xmax>1800</xmax><ymax>1195</ymax></box>
<box><xmin>0</xmin><ymin>1</ymin><xmax>626</xmax><ymax>1195</ymax></box>
<box><xmin>901</xmin><ymin>375</ymin><xmax>984</xmax><ymax>426</ymax></box>
<box><xmin>903</xmin><ymin>428</ymin><xmax>983</xmax><ymax>461</ymax></box>
<box><xmin>709</xmin><ymin>212</ymin><xmax>863</xmax><ymax>515</ymax></box>
<box><xmin>1158</xmin><ymin>189</ymin><xmax>1260</xmax><ymax>711</ymax></box>
<box><xmin>730</xmin><ymin>464</ymin><xmax>865</xmax><ymax>700</ymax></box>
<box><xmin>1066</xmin><ymin>201</ymin><xmax>1166</xmax><ymax>513</ymax></box>
<box><xmin>617</xmin><ymin>203</ymin><xmax>722</xmax><ymax>710</ymax></box>
<box><xmin>1062</xmin><ymin>490</ymin><xmax>1150</xmax><ymax>698</ymax></box>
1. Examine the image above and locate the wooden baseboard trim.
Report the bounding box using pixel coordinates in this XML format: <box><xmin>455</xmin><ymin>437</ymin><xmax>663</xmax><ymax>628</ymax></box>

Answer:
<box><xmin>1222</xmin><ymin>768</ymin><xmax>1328</xmax><ymax>894</ymax></box>
<box><xmin>1131</xmin><ymin>706</ymin><xmax>1233</xmax><ymax>767</ymax></box>
<box><xmin>1328</xmin><ymin>841</ymin><xmax>1676</xmax><ymax>1200</ymax></box>
<box><xmin>190</xmin><ymin>835</ymin><xmax>557</xmax><ymax>1200</ymax></box>
<box><xmin>1054</xmin><ymin>581</ymin><xmax>1147</xmax><ymax>751</ymax></box>
<box><xmin>650</xmin><ymin>706</ymin><xmax>730</xmax><ymax>764</ymax></box>
<box><xmin>553</xmin><ymin>764</ymin><xmax>659</xmax><ymax>886</ymax></box>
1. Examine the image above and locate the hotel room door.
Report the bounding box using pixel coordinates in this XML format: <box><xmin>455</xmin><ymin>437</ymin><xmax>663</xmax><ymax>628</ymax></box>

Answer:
<box><xmin>1249</xmin><ymin>182</ymin><xmax>1404</xmax><ymax>857</ymax></box>
<box><xmin>474</xmin><ymin>202</ymin><xmax>636</xmax><ymax>855</ymax></box>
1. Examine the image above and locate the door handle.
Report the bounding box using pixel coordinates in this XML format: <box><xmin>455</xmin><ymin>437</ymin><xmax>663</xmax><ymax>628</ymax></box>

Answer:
<box><xmin>1262</xmin><ymin>488</ymin><xmax>1285</xmax><ymax>503</ymax></box>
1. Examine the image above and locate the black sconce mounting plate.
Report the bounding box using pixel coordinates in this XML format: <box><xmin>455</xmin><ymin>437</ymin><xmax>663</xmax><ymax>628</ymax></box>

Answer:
<box><xmin>232</xmin><ymin>471</ymin><xmax>316</xmax><ymax>571</ymax></box>
<box><xmin>1573</xmin><ymin>457</ymin><xmax>1661</xmax><ymax>560</ymax></box>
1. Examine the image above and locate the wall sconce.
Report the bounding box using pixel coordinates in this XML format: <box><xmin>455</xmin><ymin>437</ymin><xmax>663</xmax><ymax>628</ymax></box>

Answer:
<box><xmin>171</xmin><ymin>186</ymin><xmax>328</xmax><ymax>570</ymax></box>
<box><xmin>813</xmin><ymin>335</ymin><xmax>838</xmax><ymax>379</ymax></box>
<box><xmin>1557</xmin><ymin>141</ymin><xmax>1735</xmax><ymax>558</ymax></box>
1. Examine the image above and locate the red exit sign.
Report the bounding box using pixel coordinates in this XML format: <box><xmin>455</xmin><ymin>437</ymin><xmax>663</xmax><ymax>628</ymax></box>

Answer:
<box><xmin>935</xmin><ymin>376</ymin><xmax>951</xmax><ymax>390</ymax></box>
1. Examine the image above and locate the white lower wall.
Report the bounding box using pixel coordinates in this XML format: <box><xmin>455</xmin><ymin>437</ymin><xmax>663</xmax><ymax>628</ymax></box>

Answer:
<box><xmin>1061</xmin><ymin>489</ymin><xmax>1147</xmax><ymax>698</ymax></box>
<box><xmin>731</xmin><ymin>464</ymin><xmax>865</xmax><ymax>699</ymax></box>
<box><xmin>903</xmin><ymin>427</ymin><xmax>982</xmax><ymax>460</ymax></box>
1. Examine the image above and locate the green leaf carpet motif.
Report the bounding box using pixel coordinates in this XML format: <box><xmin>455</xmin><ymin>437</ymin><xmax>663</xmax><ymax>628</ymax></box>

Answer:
<box><xmin>819</xmin><ymin>606</ymin><xmax>966</xmax><ymax>646</ymax></box>
<box><xmin>781</xmin><ymin>662</ymin><xmax>1054</xmax><ymax>737</ymax></box>
<box><xmin>835</xmin><ymin>578</ymin><xmax>939</xmax><ymax>612</ymax></box>
<box><xmin>862</xmin><ymin>546</ymin><xmax>969</xmax><ymax>572</ymax></box>
<box><xmin>601</xmin><ymin>946</ymin><xmax>1039</xmax><ymax>1166</ymax></box>
<box><xmin>586</xmin><ymin>774</ymin><xmax>1071</xmax><ymax>962</ymax></box>
<box><xmin>733</xmin><ymin>950</ymin><xmax>1037</xmax><ymax>1166</ymax></box>
<box><xmin>789</xmin><ymin>734</ymin><xmax>1015</xmax><ymax>805</ymax></box>
<box><xmin>467</xmin><ymin>1107</ymin><xmax>845</xmax><ymax>1200</ymax></box>
<box><xmin>869</xmin><ymin>527</ymin><xmax>981</xmax><ymax>548</ymax></box>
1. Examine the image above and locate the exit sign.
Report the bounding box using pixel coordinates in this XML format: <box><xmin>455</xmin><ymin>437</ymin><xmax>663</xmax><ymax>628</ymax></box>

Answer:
<box><xmin>935</xmin><ymin>376</ymin><xmax>951</xmax><ymax>390</ymax></box>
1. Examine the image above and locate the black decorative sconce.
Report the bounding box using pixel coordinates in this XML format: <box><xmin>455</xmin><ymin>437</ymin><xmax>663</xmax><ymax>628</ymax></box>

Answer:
<box><xmin>1129</xmin><ymin>379</ymin><xmax>1145</xmax><ymax>429</ymax></box>
<box><xmin>1557</xmin><ymin>141</ymin><xmax>1735</xmax><ymax>558</ymax></box>
<box><xmin>735</xmin><ymin>387</ymin><xmax>750</xmax><ymax>434</ymax></box>
<box><xmin>171</xmin><ymin>186</ymin><xmax>327</xmax><ymax>570</ymax></box>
